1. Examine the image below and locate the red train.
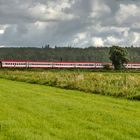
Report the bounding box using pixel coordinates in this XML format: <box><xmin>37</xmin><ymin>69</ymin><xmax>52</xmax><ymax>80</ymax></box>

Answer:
<box><xmin>0</xmin><ymin>60</ymin><xmax>140</xmax><ymax>69</ymax></box>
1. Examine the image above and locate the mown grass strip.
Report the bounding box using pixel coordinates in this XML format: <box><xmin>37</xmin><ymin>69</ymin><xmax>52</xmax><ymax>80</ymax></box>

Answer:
<box><xmin>0</xmin><ymin>78</ymin><xmax>140</xmax><ymax>140</ymax></box>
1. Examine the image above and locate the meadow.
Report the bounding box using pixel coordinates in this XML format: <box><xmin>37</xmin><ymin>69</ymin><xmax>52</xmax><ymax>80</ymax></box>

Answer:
<box><xmin>0</xmin><ymin>69</ymin><xmax>140</xmax><ymax>100</ymax></box>
<box><xmin>0</xmin><ymin>78</ymin><xmax>140</xmax><ymax>140</ymax></box>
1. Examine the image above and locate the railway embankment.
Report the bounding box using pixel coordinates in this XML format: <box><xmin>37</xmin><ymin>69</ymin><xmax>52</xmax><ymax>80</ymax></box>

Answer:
<box><xmin>0</xmin><ymin>69</ymin><xmax>139</xmax><ymax>100</ymax></box>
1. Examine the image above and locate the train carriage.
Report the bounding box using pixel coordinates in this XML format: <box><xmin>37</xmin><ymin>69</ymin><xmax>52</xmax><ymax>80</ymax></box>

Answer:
<box><xmin>0</xmin><ymin>60</ymin><xmax>140</xmax><ymax>69</ymax></box>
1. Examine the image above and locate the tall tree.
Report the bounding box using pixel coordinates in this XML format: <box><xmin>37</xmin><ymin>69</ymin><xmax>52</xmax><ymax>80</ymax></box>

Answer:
<box><xmin>109</xmin><ymin>46</ymin><xmax>129</xmax><ymax>70</ymax></box>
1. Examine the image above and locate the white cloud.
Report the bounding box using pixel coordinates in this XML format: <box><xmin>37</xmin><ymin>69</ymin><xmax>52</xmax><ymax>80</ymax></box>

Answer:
<box><xmin>0</xmin><ymin>29</ymin><xmax>4</xmax><ymax>34</ymax></box>
<box><xmin>116</xmin><ymin>4</ymin><xmax>140</xmax><ymax>24</ymax></box>
<box><xmin>34</xmin><ymin>21</ymin><xmax>48</xmax><ymax>30</ymax></box>
<box><xmin>105</xmin><ymin>36</ymin><xmax>123</xmax><ymax>45</ymax></box>
<box><xmin>73</xmin><ymin>32</ymin><xmax>87</xmax><ymax>45</ymax></box>
<box><xmin>131</xmin><ymin>32</ymin><xmax>140</xmax><ymax>44</ymax></box>
<box><xmin>0</xmin><ymin>25</ymin><xmax>9</xmax><ymax>34</ymax></box>
<box><xmin>76</xmin><ymin>32</ymin><xmax>87</xmax><ymax>40</ymax></box>
<box><xmin>91</xmin><ymin>37</ymin><xmax>104</xmax><ymax>47</ymax></box>
<box><xmin>0</xmin><ymin>45</ymin><xmax>5</xmax><ymax>47</ymax></box>
<box><xmin>123</xmin><ymin>30</ymin><xmax>129</xmax><ymax>37</ymax></box>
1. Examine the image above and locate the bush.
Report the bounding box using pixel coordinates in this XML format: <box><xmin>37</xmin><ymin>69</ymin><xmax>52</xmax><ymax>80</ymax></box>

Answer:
<box><xmin>103</xmin><ymin>64</ymin><xmax>112</xmax><ymax>70</ymax></box>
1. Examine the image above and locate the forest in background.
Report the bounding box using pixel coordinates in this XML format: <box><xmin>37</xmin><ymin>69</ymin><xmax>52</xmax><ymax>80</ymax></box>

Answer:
<box><xmin>0</xmin><ymin>47</ymin><xmax>140</xmax><ymax>62</ymax></box>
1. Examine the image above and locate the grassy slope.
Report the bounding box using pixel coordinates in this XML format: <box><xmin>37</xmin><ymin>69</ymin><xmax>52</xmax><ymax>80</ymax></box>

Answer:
<box><xmin>0</xmin><ymin>79</ymin><xmax>140</xmax><ymax>140</ymax></box>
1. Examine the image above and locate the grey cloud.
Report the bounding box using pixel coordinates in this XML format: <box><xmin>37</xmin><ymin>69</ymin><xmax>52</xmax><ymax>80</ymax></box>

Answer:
<box><xmin>0</xmin><ymin>0</ymin><xmax>140</xmax><ymax>47</ymax></box>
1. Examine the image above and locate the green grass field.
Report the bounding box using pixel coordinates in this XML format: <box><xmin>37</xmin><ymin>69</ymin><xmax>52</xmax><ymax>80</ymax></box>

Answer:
<box><xmin>0</xmin><ymin>79</ymin><xmax>140</xmax><ymax>140</ymax></box>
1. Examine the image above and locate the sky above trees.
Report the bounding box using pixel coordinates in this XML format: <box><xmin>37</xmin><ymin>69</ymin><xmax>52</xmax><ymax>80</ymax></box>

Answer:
<box><xmin>0</xmin><ymin>0</ymin><xmax>140</xmax><ymax>47</ymax></box>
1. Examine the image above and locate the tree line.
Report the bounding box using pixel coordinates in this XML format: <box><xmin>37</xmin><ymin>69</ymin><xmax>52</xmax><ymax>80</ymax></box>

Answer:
<box><xmin>0</xmin><ymin>46</ymin><xmax>139</xmax><ymax>63</ymax></box>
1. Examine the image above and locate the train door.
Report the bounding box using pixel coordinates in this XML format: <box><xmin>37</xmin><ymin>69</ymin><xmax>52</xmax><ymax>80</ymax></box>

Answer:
<box><xmin>25</xmin><ymin>62</ymin><xmax>28</xmax><ymax>68</ymax></box>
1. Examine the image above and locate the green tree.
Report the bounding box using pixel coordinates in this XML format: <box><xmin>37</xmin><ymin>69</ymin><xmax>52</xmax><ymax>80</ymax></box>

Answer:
<box><xmin>109</xmin><ymin>46</ymin><xmax>129</xmax><ymax>70</ymax></box>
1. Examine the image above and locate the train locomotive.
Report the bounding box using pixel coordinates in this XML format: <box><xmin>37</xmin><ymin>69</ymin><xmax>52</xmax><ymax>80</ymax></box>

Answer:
<box><xmin>0</xmin><ymin>60</ymin><xmax>140</xmax><ymax>69</ymax></box>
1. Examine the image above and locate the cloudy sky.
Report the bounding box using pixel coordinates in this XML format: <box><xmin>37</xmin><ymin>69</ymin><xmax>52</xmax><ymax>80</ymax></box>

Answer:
<box><xmin>0</xmin><ymin>0</ymin><xmax>140</xmax><ymax>47</ymax></box>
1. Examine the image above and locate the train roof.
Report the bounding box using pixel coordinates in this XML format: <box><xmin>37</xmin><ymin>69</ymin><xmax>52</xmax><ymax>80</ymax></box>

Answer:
<box><xmin>0</xmin><ymin>60</ymin><xmax>110</xmax><ymax>64</ymax></box>
<box><xmin>0</xmin><ymin>60</ymin><xmax>140</xmax><ymax>64</ymax></box>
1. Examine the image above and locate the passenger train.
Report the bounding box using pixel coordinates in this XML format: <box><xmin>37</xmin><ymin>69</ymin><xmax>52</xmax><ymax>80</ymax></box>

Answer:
<box><xmin>0</xmin><ymin>60</ymin><xmax>140</xmax><ymax>69</ymax></box>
